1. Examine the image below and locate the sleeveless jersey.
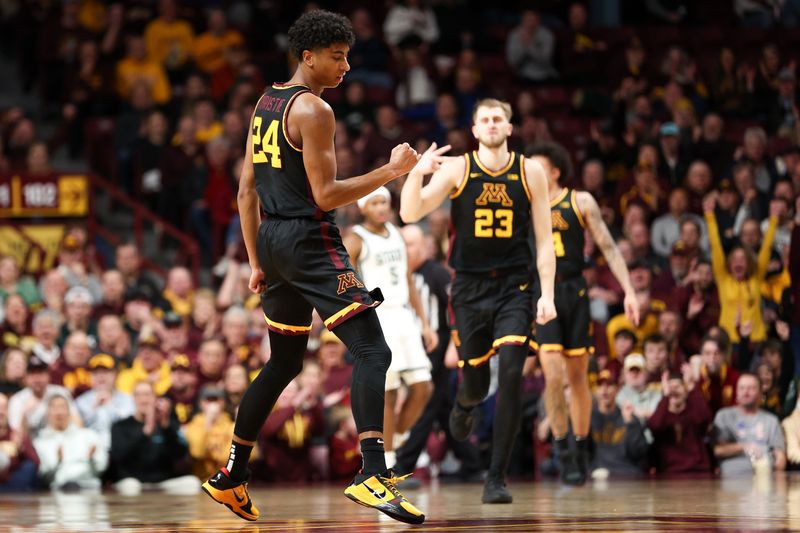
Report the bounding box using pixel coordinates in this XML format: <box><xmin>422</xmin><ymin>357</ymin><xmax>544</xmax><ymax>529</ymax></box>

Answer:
<box><xmin>352</xmin><ymin>222</ymin><xmax>409</xmax><ymax>308</ymax></box>
<box><xmin>448</xmin><ymin>151</ymin><xmax>532</xmax><ymax>274</ymax></box>
<box><xmin>252</xmin><ymin>83</ymin><xmax>333</xmax><ymax>222</ymax></box>
<box><xmin>549</xmin><ymin>188</ymin><xmax>586</xmax><ymax>278</ymax></box>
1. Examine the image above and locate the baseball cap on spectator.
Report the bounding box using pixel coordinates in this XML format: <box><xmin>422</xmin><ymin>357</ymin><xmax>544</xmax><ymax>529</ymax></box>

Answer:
<box><xmin>624</xmin><ymin>353</ymin><xmax>646</xmax><ymax>371</ymax></box>
<box><xmin>88</xmin><ymin>353</ymin><xmax>116</xmax><ymax>371</ymax></box>
<box><xmin>718</xmin><ymin>178</ymin><xmax>734</xmax><ymax>192</ymax></box>
<box><xmin>777</xmin><ymin>67</ymin><xmax>795</xmax><ymax>82</ymax></box>
<box><xmin>199</xmin><ymin>385</ymin><xmax>225</xmax><ymax>401</ymax></box>
<box><xmin>320</xmin><ymin>329</ymin><xmax>343</xmax><ymax>345</ymax></box>
<box><xmin>163</xmin><ymin>311</ymin><xmax>182</xmax><ymax>329</ymax></box>
<box><xmin>170</xmin><ymin>353</ymin><xmax>193</xmax><ymax>371</ymax></box>
<box><xmin>61</xmin><ymin>234</ymin><xmax>81</xmax><ymax>252</ymax></box>
<box><xmin>659</xmin><ymin>122</ymin><xmax>680</xmax><ymax>137</ymax></box>
<box><xmin>137</xmin><ymin>332</ymin><xmax>161</xmax><ymax>349</ymax></box>
<box><xmin>670</xmin><ymin>240</ymin><xmax>689</xmax><ymax>257</ymax></box>
<box><xmin>27</xmin><ymin>354</ymin><xmax>49</xmax><ymax>372</ymax></box>
<box><xmin>64</xmin><ymin>285</ymin><xmax>94</xmax><ymax>306</ymax></box>
<box><xmin>597</xmin><ymin>368</ymin><xmax>618</xmax><ymax>385</ymax></box>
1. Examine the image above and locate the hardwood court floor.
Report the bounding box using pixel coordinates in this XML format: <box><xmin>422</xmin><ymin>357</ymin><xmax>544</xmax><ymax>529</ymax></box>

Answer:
<box><xmin>1</xmin><ymin>476</ymin><xmax>799</xmax><ymax>532</ymax></box>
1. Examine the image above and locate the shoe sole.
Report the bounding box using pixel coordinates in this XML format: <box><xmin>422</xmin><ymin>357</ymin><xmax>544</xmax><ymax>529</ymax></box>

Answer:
<box><xmin>202</xmin><ymin>483</ymin><xmax>258</xmax><ymax>521</ymax></box>
<box><xmin>449</xmin><ymin>411</ymin><xmax>475</xmax><ymax>442</ymax></box>
<box><xmin>344</xmin><ymin>491</ymin><xmax>425</xmax><ymax>525</ymax></box>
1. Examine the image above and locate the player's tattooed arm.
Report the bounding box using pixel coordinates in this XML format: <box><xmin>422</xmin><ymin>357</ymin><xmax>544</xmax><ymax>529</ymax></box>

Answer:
<box><xmin>577</xmin><ymin>191</ymin><xmax>640</xmax><ymax>325</ymax></box>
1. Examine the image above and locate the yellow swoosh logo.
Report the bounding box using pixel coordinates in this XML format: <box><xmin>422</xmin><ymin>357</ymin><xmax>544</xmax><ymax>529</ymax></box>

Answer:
<box><xmin>519</xmin><ymin>283</ymin><xmax>529</xmax><ymax>291</ymax></box>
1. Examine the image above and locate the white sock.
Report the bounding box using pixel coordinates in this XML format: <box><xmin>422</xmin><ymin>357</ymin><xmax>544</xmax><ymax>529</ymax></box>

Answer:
<box><xmin>385</xmin><ymin>450</ymin><xmax>397</xmax><ymax>469</ymax></box>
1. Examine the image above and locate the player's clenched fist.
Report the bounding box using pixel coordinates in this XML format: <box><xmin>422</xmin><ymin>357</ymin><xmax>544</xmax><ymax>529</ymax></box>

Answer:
<box><xmin>389</xmin><ymin>142</ymin><xmax>421</xmax><ymax>176</ymax></box>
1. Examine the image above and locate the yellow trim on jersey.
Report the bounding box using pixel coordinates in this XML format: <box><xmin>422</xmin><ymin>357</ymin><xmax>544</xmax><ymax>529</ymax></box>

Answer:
<box><xmin>458</xmin><ymin>347</ymin><xmax>495</xmax><ymax>368</ymax></box>
<box><xmin>282</xmin><ymin>90</ymin><xmax>308</xmax><ymax>152</ymax></box>
<box><xmin>529</xmin><ymin>340</ymin><xmax>539</xmax><ymax>350</ymax></box>
<box><xmin>492</xmin><ymin>335</ymin><xmax>528</xmax><ymax>348</ymax></box>
<box><xmin>472</xmin><ymin>151</ymin><xmax>516</xmax><ymax>177</ymax></box>
<box><xmin>449</xmin><ymin>154</ymin><xmax>471</xmax><ymax>199</ymax></box>
<box><xmin>271</xmin><ymin>83</ymin><xmax>311</xmax><ymax>90</ymax></box>
<box><xmin>263</xmin><ymin>314</ymin><xmax>312</xmax><ymax>333</ymax></box>
<box><xmin>571</xmin><ymin>190</ymin><xmax>586</xmax><ymax>228</ymax></box>
<box><xmin>520</xmin><ymin>155</ymin><xmax>532</xmax><ymax>201</ymax></box>
<box><xmin>539</xmin><ymin>343</ymin><xmax>565</xmax><ymax>352</ymax></box>
<box><xmin>550</xmin><ymin>188</ymin><xmax>569</xmax><ymax>208</ymax></box>
<box><xmin>564</xmin><ymin>347</ymin><xmax>590</xmax><ymax>357</ymax></box>
<box><xmin>324</xmin><ymin>301</ymin><xmax>362</xmax><ymax>328</ymax></box>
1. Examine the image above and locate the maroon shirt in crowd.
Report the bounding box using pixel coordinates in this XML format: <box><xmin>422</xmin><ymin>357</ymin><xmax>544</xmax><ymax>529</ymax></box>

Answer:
<box><xmin>647</xmin><ymin>388</ymin><xmax>713</xmax><ymax>474</ymax></box>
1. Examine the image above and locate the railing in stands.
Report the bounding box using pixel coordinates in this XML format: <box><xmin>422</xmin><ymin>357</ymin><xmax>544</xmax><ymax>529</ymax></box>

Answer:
<box><xmin>86</xmin><ymin>173</ymin><xmax>201</xmax><ymax>284</ymax></box>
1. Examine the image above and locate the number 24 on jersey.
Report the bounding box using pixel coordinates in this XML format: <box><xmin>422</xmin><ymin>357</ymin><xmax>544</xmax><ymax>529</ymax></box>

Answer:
<box><xmin>252</xmin><ymin>117</ymin><xmax>282</xmax><ymax>168</ymax></box>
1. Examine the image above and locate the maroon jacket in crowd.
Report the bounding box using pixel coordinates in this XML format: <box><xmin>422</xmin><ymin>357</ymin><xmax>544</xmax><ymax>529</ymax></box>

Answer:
<box><xmin>647</xmin><ymin>388</ymin><xmax>713</xmax><ymax>474</ymax></box>
<box><xmin>0</xmin><ymin>425</ymin><xmax>39</xmax><ymax>484</ymax></box>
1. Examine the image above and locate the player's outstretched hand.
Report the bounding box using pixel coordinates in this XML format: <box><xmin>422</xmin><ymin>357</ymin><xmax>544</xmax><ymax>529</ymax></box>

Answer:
<box><xmin>249</xmin><ymin>267</ymin><xmax>266</xmax><ymax>294</ymax></box>
<box><xmin>623</xmin><ymin>290</ymin><xmax>641</xmax><ymax>327</ymax></box>
<box><xmin>388</xmin><ymin>142</ymin><xmax>420</xmax><ymax>177</ymax></box>
<box><xmin>412</xmin><ymin>142</ymin><xmax>451</xmax><ymax>175</ymax></box>
<box><xmin>535</xmin><ymin>296</ymin><xmax>557</xmax><ymax>325</ymax></box>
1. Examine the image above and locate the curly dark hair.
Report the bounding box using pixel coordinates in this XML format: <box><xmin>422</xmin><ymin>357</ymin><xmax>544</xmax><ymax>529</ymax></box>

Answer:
<box><xmin>525</xmin><ymin>141</ymin><xmax>574</xmax><ymax>183</ymax></box>
<box><xmin>287</xmin><ymin>10</ymin><xmax>355</xmax><ymax>59</ymax></box>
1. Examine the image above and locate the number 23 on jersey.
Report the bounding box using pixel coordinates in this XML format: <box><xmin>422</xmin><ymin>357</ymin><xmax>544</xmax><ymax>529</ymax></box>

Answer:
<box><xmin>252</xmin><ymin>116</ymin><xmax>282</xmax><ymax>168</ymax></box>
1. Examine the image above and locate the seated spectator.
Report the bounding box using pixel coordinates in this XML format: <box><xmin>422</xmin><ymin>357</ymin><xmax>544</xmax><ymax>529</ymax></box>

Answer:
<box><xmin>0</xmin><ymin>255</ymin><xmax>40</xmax><ymax>307</ymax></box>
<box><xmin>116</xmin><ymin>35</ymin><xmax>171</xmax><ymax>105</ymax></box>
<box><xmin>96</xmin><ymin>314</ymin><xmax>132</xmax><ymax>367</ymax></box>
<box><xmin>189</xmin><ymin>289</ymin><xmax>220</xmax><ymax>345</ymax></box>
<box><xmin>75</xmin><ymin>354</ymin><xmax>134</xmax><ymax>451</ymax></box>
<box><xmin>0</xmin><ymin>392</ymin><xmax>38</xmax><ymax>492</ymax></box>
<box><xmin>506</xmin><ymin>9</ymin><xmax>557</xmax><ymax>82</ymax></box>
<box><xmin>704</xmin><ymin>193</ymin><xmax>778</xmax><ymax>345</ymax></box>
<box><xmin>115</xmin><ymin>243</ymin><xmax>161</xmax><ymax>298</ymax></box>
<box><xmin>256</xmin><ymin>379</ymin><xmax>325</xmax><ymax>483</ymax></box>
<box><xmin>116</xmin><ymin>333</ymin><xmax>172</xmax><ymax>396</ymax></box>
<box><xmin>606</xmin><ymin>275</ymin><xmax>662</xmax><ymax>359</ymax></box>
<box><xmin>196</xmin><ymin>339</ymin><xmax>226</xmax><ymax>389</ymax></box>
<box><xmin>317</xmin><ymin>330</ymin><xmax>352</xmax><ymax>406</ymax></box>
<box><xmin>191</xmin><ymin>8</ymin><xmax>243</xmax><ymax>76</ymax></box>
<box><xmin>221</xmin><ymin>307</ymin><xmax>258</xmax><ymax>370</ymax></box>
<box><xmin>713</xmin><ymin>373</ymin><xmax>786</xmax><ymax>476</ymax></box>
<box><xmin>671</xmin><ymin>259</ymin><xmax>720</xmax><ymax>355</ymax></box>
<box><xmin>30</xmin><ymin>310</ymin><xmax>62</xmax><ymax>366</ymax></box>
<box><xmin>0</xmin><ymin>348</ymin><xmax>28</xmax><ymax>396</ymax></box>
<box><xmin>616</xmin><ymin>354</ymin><xmax>662</xmax><ymax>422</ymax></box>
<box><xmin>328</xmin><ymin>405</ymin><xmax>360</xmax><ymax>481</ymax></box>
<box><xmin>648</xmin><ymin>371</ymin><xmax>712</xmax><ymax>474</ymax></box>
<box><xmin>755</xmin><ymin>362</ymin><xmax>783</xmax><ymax>417</ymax></box>
<box><xmin>165</xmin><ymin>354</ymin><xmax>198</xmax><ymax>424</ymax></box>
<box><xmin>184</xmin><ymin>385</ymin><xmax>234</xmax><ymax>479</ymax></box>
<box><xmin>58</xmin><ymin>287</ymin><xmax>97</xmax><ymax>348</ymax></box>
<box><xmin>223</xmin><ymin>363</ymin><xmax>249</xmax><ymax>415</ymax></box>
<box><xmin>651</xmin><ymin>188</ymin><xmax>694</xmax><ymax>258</ymax></box>
<box><xmin>9</xmin><ymin>356</ymin><xmax>79</xmax><ymax>438</ymax></box>
<box><xmin>122</xmin><ymin>286</ymin><xmax>157</xmax><ymax>347</ymax></box>
<box><xmin>657</xmin><ymin>309</ymin><xmax>688</xmax><ymax>368</ymax></box>
<box><xmin>160</xmin><ymin>311</ymin><xmax>196</xmax><ymax>357</ymax></box>
<box><xmin>50</xmin><ymin>331</ymin><xmax>93</xmax><ymax>397</ymax></box>
<box><xmin>642</xmin><ymin>334</ymin><xmax>675</xmax><ymax>386</ymax></box>
<box><xmin>110</xmin><ymin>381</ymin><xmax>199</xmax><ymax>495</ymax></box>
<box><xmin>33</xmin><ymin>394</ymin><xmax>107</xmax><ymax>491</ymax></box>
<box><xmin>347</xmin><ymin>9</ymin><xmax>392</xmax><ymax>88</ymax></box>
<box><xmin>694</xmin><ymin>334</ymin><xmax>741</xmax><ymax>415</ymax></box>
<box><xmin>92</xmin><ymin>270</ymin><xmax>127</xmax><ymax>319</ymax></box>
<box><xmin>0</xmin><ymin>294</ymin><xmax>32</xmax><ymax>353</ymax></box>
<box><xmin>56</xmin><ymin>236</ymin><xmax>102</xmax><ymax>304</ymax></box>
<box><xmin>590</xmin><ymin>369</ymin><xmax>648</xmax><ymax>478</ymax></box>
<box><xmin>162</xmin><ymin>267</ymin><xmax>194</xmax><ymax>320</ymax></box>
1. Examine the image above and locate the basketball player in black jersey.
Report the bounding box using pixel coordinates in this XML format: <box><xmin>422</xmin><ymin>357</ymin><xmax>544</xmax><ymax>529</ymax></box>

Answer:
<box><xmin>527</xmin><ymin>142</ymin><xmax>640</xmax><ymax>486</ymax></box>
<box><xmin>201</xmin><ymin>11</ymin><xmax>440</xmax><ymax>524</ymax></box>
<box><xmin>401</xmin><ymin>99</ymin><xmax>556</xmax><ymax>503</ymax></box>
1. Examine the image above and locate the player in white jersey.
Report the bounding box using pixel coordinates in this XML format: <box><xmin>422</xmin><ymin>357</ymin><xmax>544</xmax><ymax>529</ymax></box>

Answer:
<box><xmin>344</xmin><ymin>187</ymin><xmax>437</xmax><ymax>468</ymax></box>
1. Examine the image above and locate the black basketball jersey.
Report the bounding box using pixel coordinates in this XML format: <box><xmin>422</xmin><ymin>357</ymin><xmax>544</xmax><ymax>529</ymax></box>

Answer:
<box><xmin>549</xmin><ymin>188</ymin><xmax>586</xmax><ymax>278</ymax></box>
<box><xmin>448</xmin><ymin>151</ymin><xmax>533</xmax><ymax>274</ymax></box>
<box><xmin>252</xmin><ymin>83</ymin><xmax>333</xmax><ymax>222</ymax></box>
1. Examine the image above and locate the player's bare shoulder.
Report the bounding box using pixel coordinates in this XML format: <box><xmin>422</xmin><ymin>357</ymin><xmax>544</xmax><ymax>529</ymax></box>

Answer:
<box><xmin>287</xmin><ymin>91</ymin><xmax>334</xmax><ymax>145</ymax></box>
<box><xmin>440</xmin><ymin>153</ymin><xmax>467</xmax><ymax>186</ymax></box>
<box><xmin>574</xmin><ymin>190</ymin><xmax>598</xmax><ymax>219</ymax></box>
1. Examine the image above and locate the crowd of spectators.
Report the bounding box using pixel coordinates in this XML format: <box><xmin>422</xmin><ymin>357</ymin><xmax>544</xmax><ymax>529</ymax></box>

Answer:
<box><xmin>0</xmin><ymin>0</ymin><xmax>799</xmax><ymax>490</ymax></box>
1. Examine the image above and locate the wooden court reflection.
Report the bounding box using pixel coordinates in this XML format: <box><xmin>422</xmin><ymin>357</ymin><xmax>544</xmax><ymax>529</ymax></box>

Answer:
<box><xmin>1</xmin><ymin>475</ymin><xmax>798</xmax><ymax>532</ymax></box>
